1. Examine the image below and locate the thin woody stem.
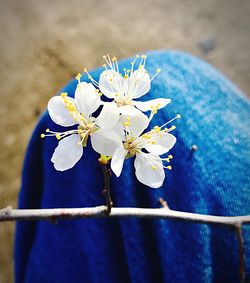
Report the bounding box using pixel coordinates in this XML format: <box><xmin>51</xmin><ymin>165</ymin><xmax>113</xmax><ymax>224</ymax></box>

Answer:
<box><xmin>101</xmin><ymin>164</ymin><xmax>113</xmax><ymax>215</ymax></box>
<box><xmin>159</xmin><ymin>197</ymin><xmax>170</xmax><ymax>209</ymax></box>
<box><xmin>235</xmin><ymin>224</ymin><xmax>246</xmax><ymax>283</ymax></box>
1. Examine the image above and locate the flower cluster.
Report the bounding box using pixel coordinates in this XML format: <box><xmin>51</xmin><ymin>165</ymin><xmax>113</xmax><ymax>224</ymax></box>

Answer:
<box><xmin>41</xmin><ymin>54</ymin><xmax>180</xmax><ymax>188</ymax></box>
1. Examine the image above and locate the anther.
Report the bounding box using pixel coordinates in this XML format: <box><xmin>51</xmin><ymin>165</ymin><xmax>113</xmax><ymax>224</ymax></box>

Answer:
<box><xmin>60</xmin><ymin>92</ymin><xmax>67</xmax><ymax>98</ymax></box>
<box><xmin>151</xmin><ymin>165</ymin><xmax>157</xmax><ymax>170</ymax></box>
<box><xmin>154</xmin><ymin>126</ymin><xmax>161</xmax><ymax>133</ymax></box>
<box><xmin>123</xmin><ymin>121</ymin><xmax>131</xmax><ymax>127</ymax></box>
<box><xmin>56</xmin><ymin>133</ymin><xmax>61</xmax><ymax>140</ymax></box>
<box><xmin>75</xmin><ymin>73</ymin><xmax>82</xmax><ymax>81</ymax></box>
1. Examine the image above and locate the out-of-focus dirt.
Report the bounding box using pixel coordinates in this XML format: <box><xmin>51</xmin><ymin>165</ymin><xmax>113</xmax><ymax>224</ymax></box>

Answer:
<box><xmin>0</xmin><ymin>0</ymin><xmax>249</xmax><ymax>281</ymax></box>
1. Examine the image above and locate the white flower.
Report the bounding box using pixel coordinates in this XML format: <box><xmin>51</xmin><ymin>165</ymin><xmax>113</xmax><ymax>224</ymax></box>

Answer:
<box><xmin>111</xmin><ymin>110</ymin><xmax>179</xmax><ymax>188</ymax></box>
<box><xmin>85</xmin><ymin>54</ymin><xmax>171</xmax><ymax>117</ymax></box>
<box><xmin>42</xmin><ymin>74</ymin><xmax>123</xmax><ymax>171</ymax></box>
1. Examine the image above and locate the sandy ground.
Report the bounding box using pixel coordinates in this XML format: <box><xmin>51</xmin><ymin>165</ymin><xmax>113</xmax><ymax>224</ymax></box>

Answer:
<box><xmin>0</xmin><ymin>0</ymin><xmax>249</xmax><ymax>282</ymax></box>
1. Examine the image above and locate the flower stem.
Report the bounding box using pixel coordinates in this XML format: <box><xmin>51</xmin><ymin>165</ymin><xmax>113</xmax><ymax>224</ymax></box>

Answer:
<box><xmin>101</xmin><ymin>163</ymin><xmax>113</xmax><ymax>215</ymax></box>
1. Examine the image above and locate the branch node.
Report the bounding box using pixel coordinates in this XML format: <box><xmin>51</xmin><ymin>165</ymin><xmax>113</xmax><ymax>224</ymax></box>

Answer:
<box><xmin>0</xmin><ymin>206</ymin><xmax>13</xmax><ymax>216</ymax></box>
<box><xmin>159</xmin><ymin>198</ymin><xmax>170</xmax><ymax>209</ymax></box>
<box><xmin>191</xmin><ymin>144</ymin><xmax>198</xmax><ymax>151</ymax></box>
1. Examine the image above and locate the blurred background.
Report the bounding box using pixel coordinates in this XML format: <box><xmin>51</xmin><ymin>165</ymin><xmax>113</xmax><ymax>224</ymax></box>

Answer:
<box><xmin>0</xmin><ymin>0</ymin><xmax>249</xmax><ymax>281</ymax></box>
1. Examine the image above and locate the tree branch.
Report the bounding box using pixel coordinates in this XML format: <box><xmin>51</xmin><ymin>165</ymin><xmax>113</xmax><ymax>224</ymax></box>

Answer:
<box><xmin>1</xmin><ymin>205</ymin><xmax>249</xmax><ymax>281</ymax></box>
<box><xmin>0</xmin><ymin>206</ymin><xmax>250</xmax><ymax>226</ymax></box>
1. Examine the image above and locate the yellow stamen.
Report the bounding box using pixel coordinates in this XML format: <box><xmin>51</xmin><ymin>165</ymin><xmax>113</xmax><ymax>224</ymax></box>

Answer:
<box><xmin>60</xmin><ymin>92</ymin><xmax>67</xmax><ymax>98</ymax></box>
<box><xmin>56</xmin><ymin>133</ymin><xmax>61</xmax><ymax>140</ymax></box>
<box><xmin>154</xmin><ymin>126</ymin><xmax>161</xmax><ymax>133</ymax></box>
<box><xmin>40</xmin><ymin>133</ymin><xmax>45</xmax><ymax>138</ymax></box>
<box><xmin>75</xmin><ymin>73</ymin><xmax>82</xmax><ymax>81</ymax></box>
<box><xmin>123</xmin><ymin>121</ymin><xmax>131</xmax><ymax>127</ymax></box>
<box><xmin>142</xmin><ymin>133</ymin><xmax>151</xmax><ymax>139</ymax></box>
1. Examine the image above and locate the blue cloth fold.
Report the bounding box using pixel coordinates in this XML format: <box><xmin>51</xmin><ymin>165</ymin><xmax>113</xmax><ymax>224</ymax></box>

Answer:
<box><xmin>15</xmin><ymin>50</ymin><xmax>250</xmax><ymax>283</ymax></box>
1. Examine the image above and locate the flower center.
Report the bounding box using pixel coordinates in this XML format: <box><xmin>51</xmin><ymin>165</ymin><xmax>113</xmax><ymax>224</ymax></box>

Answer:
<box><xmin>77</xmin><ymin>119</ymin><xmax>98</xmax><ymax>146</ymax></box>
<box><xmin>124</xmin><ymin>138</ymin><xmax>140</xmax><ymax>156</ymax></box>
<box><xmin>115</xmin><ymin>95</ymin><xmax>133</xmax><ymax>107</ymax></box>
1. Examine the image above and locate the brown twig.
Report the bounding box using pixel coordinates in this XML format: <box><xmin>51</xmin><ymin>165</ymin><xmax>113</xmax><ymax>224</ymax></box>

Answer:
<box><xmin>101</xmin><ymin>164</ymin><xmax>113</xmax><ymax>215</ymax></box>
<box><xmin>235</xmin><ymin>224</ymin><xmax>246</xmax><ymax>283</ymax></box>
<box><xmin>159</xmin><ymin>197</ymin><xmax>170</xmax><ymax>209</ymax></box>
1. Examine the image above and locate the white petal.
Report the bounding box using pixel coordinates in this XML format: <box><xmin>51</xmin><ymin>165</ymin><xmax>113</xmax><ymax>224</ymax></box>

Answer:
<box><xmin>90</xmin><ymin>128</ymin><xmax>123</xmax><ymax>156</ymax></box>
<box><xmin>95</xmin><ymin>102</ymin><xmax>120</xmax><ymax>129</ymax></box>
<box><xmin>51</xmin><ymin>134</ymin><xmax>83</xmax><ymax>171</ymax></box>
<box><xmin>75</xmin><ymin>82</ymin><xmax>101</xmax><ymax>116</ymax></box>
<box><xmin>134</xmin><ymin>98</ymin><xmax>171</xmax><ymax>112</ymax></box>
<box><xmin>111</xmin><ymin>146</ymin><xmax>128</xmax><ymax>177</ymax></box>
<box><xmin>129</xmin><ymin>67</ymin><xmax>151</xmax><ymax>99</ymax></box>
<box><xmin>120</xmin><ymin>106</ymin><xmax>149</xmax><ymax>137</ymax></box>
<box><xmin>113</xmin><ymin>121</ymin><xmax>125</xmax><ymax>139</ymax></box>
<box><xmin>47</xmin><ymin>96</ymin><xmax>76</xmax><ymax>127</ymax></box>
<box><xmin>99</xmin><ymin>70</ymin><xmax>124</xmax><ymax>99</ymax></box>
<box><xmin>145</xmin><ymin>133</ymin><xmax>176</xmax><ymax>155</ymax></box>
<box><xmin>134</xmin><ymin>153</ymin><xmax>165</xmax><ymax>188</ymax></box>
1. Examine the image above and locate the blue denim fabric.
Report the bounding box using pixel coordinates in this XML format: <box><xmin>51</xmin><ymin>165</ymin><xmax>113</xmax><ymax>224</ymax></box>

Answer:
<box><xmin>14</xmin><ymin>50</ymin><xmax>250</xmax><ymax>283</ymax></box>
